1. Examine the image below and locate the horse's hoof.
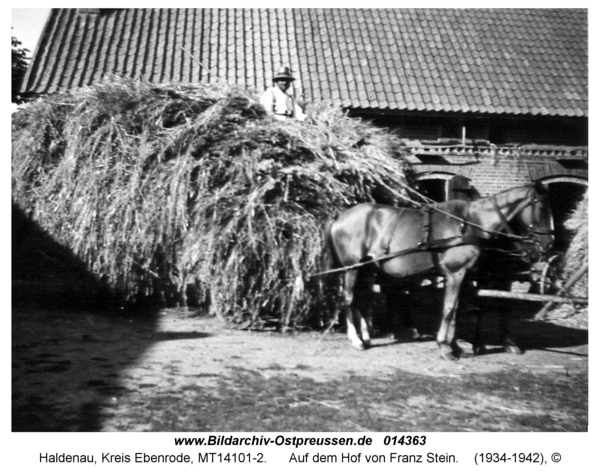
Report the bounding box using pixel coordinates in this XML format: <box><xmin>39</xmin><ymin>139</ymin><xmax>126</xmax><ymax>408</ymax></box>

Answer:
<box><xmin>440</xmin><ymin>351</ymin><xmax>458</xmax><ymax>361</ymax></box>
<box><xmin>451</xmin><ymin>343</ymin><xmax>465</xmax><ymax>359</ymax></box>
<box><xmin>438</xmin><ymin>344</ymin><xmax>459</xmax><ymax>361</ymax></box>
<box><xmin>472</xmin><ymin>344</ymin><xmax>487</xmax><ymax>356</ymax></box>
<box><xmin>503</xmin><ymin>339</ymin><xmax>523</xmax><ymax>354</ymax></box>
<box><xmin>504</xmin><ymin>345</ymin><xmax>523</xmax><ymax>355</ymax></box>
<box><xmin>351</xmin><ymin>341</ymin><xmax>367</xmax><ymax>351</ymax></box>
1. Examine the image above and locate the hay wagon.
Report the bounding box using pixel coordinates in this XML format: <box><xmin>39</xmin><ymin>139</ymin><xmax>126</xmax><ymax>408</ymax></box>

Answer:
<box><xmin>12</xmin><ymin>78</ymin><xmax>587</xmax><ymax>333</ymax></box>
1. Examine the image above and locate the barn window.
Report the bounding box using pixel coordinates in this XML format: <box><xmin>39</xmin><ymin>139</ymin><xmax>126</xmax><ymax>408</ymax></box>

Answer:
<box><xmin>416</xmin><ymin>174</ymin><xmax>475</xmax><ymax>202</ymax></box>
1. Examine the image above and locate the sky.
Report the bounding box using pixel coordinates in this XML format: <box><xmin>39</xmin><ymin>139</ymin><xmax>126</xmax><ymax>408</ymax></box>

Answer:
<box><xmin>11</xmin><ymin>8</ymin><xmax>50</xmax><ymax>53</ymax></box>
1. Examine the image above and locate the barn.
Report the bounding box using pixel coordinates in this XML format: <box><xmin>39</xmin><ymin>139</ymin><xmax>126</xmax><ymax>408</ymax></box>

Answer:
<box><xmin>18</xmin><ymin>8</ymin><xmax>588</xmax><ymax>253</ymax></box>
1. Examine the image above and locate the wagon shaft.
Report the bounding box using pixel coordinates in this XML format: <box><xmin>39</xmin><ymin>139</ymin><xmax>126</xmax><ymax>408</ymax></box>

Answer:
<box><xmin>476</xmin><ymin>289</ymin><xmax>587</xmax><ymax>305</ymax></box>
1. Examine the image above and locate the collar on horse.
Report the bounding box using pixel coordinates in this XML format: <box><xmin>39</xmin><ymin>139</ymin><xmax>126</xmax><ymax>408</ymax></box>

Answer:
<box><xmin>490</xmin><ymin>192</ymin><xmax>553</xmax><ymax>263</ymax></box>
<box><xmin>492</xmin><ymin>191</ymin><xmax>554</xmax><ymax>239</ymax></box>
<box><xmin>492</xmin><ymin>194</ymin><xmax>530</xmax><ymax>236</ymax></box>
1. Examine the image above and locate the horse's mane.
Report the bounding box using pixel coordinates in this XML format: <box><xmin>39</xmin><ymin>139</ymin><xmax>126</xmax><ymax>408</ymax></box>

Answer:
<box><xmin>503</xmin><ymin>181</ymin><xmax>548</xmax><ymax>195</ymax></box>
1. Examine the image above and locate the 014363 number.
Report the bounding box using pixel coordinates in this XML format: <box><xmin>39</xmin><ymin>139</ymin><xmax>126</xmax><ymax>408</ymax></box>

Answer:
<box><xmin>383</xmin><ymin>435</ymin><xmax>427</xmax><ymax>446</ymax></box>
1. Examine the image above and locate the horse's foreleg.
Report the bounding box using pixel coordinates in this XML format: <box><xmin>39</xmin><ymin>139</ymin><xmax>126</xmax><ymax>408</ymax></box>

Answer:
<box><xmin>359</xmin><ymin>307</ymin><xmax>372</xmax><ymax>349</ymax></box>
<box><xmin>437</xmin><ymin>270</ymin><xmax>466</xmax><ymax>360</ymax></box>
<box><xmin>345</xmin><ymin>306</ymin><xmax>366</xmax><ymax>350</ymax></box>
<box><xmin>342</xmin><ymin>271</ymin><xmax>368</xmax><ymax>350</ymax></box>
<box><xmin>355</xmin><ymin>277</ymin><xmax>374</xmax><ymax>349</ymax></box>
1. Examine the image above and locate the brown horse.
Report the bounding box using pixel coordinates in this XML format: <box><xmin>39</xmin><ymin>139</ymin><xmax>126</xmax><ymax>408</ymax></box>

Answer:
<box><xmin>327</xmin><ymin>182</ymin><xmax>554</xmax><ymax>360</ymax></box>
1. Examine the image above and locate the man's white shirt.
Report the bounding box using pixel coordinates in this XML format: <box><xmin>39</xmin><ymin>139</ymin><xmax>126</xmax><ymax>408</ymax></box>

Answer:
<box><xmin>260</xmin><ymin>86</ymin><xmax>306</xmax><ymax>121</ymax></box>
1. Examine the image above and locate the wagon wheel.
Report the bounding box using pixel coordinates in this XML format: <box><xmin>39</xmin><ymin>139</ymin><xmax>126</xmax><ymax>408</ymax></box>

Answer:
<box><xmin>530</xmin><ymin>254</ymin><xmax>560</xmax><ymax>295</ymax></box>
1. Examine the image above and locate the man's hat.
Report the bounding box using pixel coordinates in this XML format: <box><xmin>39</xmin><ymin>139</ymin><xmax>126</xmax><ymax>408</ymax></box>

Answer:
<box><xmin>273</xmin><ymin>66</ymin><xmax>296</xmax><ymax>82</ymax></box>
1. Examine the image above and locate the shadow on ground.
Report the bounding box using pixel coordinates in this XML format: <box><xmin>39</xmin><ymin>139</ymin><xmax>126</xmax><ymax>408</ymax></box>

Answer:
<box><xmin>11</xmin><ymin>203</ymin><xmax>186</xmax><ymax>431</ymax></box>
<box><xmin>12</xmin><ymin>307</ymin><xmax>209</xmax><ymax>431</ymax></box>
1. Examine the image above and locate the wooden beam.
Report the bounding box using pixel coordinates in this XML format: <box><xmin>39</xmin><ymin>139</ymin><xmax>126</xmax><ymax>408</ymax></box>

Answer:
<box><xmin>476</xmin><ymin>289</ymin><xmax>587</xmax><ymax>305</ymax></box>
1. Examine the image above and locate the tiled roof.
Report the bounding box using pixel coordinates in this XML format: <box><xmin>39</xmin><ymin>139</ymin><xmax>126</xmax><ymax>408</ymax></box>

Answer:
<box><xmin>20</xmin><ymin>8</ymin><xmax>588</xmax><ymax>117</ymax></box>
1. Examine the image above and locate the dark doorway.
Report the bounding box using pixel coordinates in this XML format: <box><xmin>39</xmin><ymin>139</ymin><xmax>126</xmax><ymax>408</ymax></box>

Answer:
<box><xmin>547</xmin><ymin>181</ymin><xmax>588</xmax><ymax>254</ymax></box>
<box><xmin>416</xmin><ymin>177</ymin><xmax>447</xmax><ymax>202</ymax></box>
<box><xmin>417</xmin><ymin>175</ymin><xmax>476</xmax><ymax>203</ymax></box>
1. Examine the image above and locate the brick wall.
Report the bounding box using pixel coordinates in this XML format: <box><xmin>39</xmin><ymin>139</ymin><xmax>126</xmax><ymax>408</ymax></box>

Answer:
<box><xmin>470</xmin><ymin>154</ymin><xmax>547</xmax><ymax>195</ymax></box>
<box><xmin>361</xmin><ymin>113</ymin><xmax>588</xmax><ymax>196</ymax></box>
<box><xmin>410</xmin><ymin>147</ymin><xmax>588</xmax><ymax>197</ymax></box>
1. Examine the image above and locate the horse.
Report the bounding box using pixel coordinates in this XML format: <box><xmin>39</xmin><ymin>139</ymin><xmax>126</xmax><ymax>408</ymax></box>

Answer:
<box><xmin>327</xmin><ymin>182</ymin><xmax>554</xmax><ymax>360</ymax></box>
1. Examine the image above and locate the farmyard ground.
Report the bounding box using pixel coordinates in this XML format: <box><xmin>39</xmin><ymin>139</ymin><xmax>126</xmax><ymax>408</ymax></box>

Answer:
<box><xmin>12</xmin><ymin>300</ymin><xmax>587</xmax><ymax>432</ymax></box>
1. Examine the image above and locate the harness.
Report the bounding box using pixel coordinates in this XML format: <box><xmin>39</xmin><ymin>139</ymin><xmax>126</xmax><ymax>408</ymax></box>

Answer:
<box><xmin>312</xmin><ymin>188</ymin><xmax>552</xmax><ymax>279</ymax></box>
<box><xmin>490</xmin><ymin>193</ymin><xmax>554</xmax><ymax>262</ymax></box>
<box><xmin>315</xmin><ymin>207</ymin><xmax>481</xmax><ymax>278</ymax></box>
<box><xmin>384</xmin><ymin>206</ymin><xmax>479</xmax><ymax>274</ymax></box>
<box><xmin>425</xmin><ymin>207</ymin><xmax>443</xmax><ymax>274</ymax></box>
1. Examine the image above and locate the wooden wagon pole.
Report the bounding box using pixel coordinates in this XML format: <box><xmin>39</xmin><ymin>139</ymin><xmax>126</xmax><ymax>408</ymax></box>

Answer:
<box><xmin>476</xmin><ymin>289</ymin><xmax>587</xmax><ymax>305</ymax></box>
<box><xmin>533</xmin><ymin>259</ymin><xmax>588</xmax><ymax>320</ymax></box>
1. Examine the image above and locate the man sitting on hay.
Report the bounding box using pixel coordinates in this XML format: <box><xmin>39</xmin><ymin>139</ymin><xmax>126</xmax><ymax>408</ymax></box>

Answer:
<box><xmin>260</xmin><ymin>67</ymin><xmax>306</xmax><ymax>121</ymax></box>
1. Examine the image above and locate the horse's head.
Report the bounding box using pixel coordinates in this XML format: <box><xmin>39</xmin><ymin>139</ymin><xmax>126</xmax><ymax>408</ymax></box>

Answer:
<box><xmin>509</xmin><ymin>182</ymin><xmax>555</xmax><ymax>262</ymax></box>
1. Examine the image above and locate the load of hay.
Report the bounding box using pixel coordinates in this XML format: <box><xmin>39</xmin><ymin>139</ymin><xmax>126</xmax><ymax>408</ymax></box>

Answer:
<box><xmin>12</xmin><ymin>77</ymin><xmax>409</xmax><ymax>327</ymax></box>
<box><xmin>562</xmin><ymin>191</ymin><xmax>588</xmax><ymax>298</ymax></box>
<box><xmin>544</xmin><ymin>191</ymin><xmax>588</xmax><ymax>327</ymax></box>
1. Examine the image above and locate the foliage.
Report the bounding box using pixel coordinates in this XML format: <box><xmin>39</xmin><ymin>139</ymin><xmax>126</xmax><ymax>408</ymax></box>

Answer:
<box><xmin>12</xmin><ymin>35</ymin><xmax>30</xmax><ymax>104</ymax></box>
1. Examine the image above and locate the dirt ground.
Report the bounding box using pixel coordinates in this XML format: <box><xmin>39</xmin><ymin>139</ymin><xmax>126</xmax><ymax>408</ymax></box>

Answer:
<box><xmin>12</xmin><ymin>298</ymin><xmax>588</xmax><ymax>432</ymax></box>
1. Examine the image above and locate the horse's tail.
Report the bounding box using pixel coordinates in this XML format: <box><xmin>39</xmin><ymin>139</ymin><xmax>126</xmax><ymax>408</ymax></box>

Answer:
<box><xmin>311</xmin><ymin>219</ymin><xmax>343</xmax><ymax>301</ymax></box>
<box><xmin>313</xmin><ymin>219</ymin><xmax>343</xmax><ymax>324</ymax></box>
<box><xmin>322</xmin><ymin>219</ymin><xmax>342</xmax><ymax>272</ymax></box>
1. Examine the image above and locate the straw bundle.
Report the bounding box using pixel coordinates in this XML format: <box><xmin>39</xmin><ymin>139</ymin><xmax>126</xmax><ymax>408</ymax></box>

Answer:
<box><xmin>561</xmin><ymin>191</ymin><xmax>588</xmax><ymax>298</ymax></box>
<box><xmin>542</xmin><ymin>190</ymin><xmax>588</xmax><ymax>327</ymax></box>
<box><xmin>12</xmin><ymin>77</ymin><xmax>409</xmax><ymax>327</ymax></box>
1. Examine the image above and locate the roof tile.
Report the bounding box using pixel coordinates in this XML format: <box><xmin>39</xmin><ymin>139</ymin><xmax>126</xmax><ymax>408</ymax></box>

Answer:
<box><xmin>21</xmin><ymin>8</ymin><xmax>588</xmax><ymax>117</ymax></box>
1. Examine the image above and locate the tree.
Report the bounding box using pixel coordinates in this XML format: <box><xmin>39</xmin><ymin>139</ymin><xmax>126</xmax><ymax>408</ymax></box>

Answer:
<box><xmin>12</xmin><ymin>34</ymin><xmax>30</xmax><ymax>104</ymax></box>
